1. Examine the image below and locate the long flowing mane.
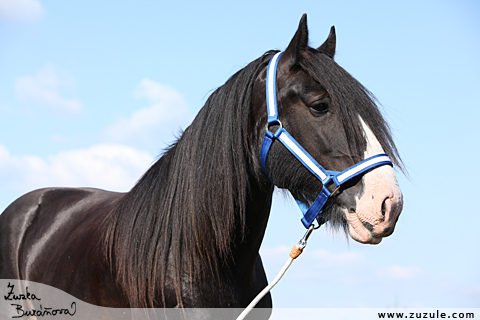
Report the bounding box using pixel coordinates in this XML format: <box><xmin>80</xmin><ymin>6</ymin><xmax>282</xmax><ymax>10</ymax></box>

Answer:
<box><xmin>103</xmin><ymin>53</ymin><xmax>273</xmax><ymax>308</ymax></box>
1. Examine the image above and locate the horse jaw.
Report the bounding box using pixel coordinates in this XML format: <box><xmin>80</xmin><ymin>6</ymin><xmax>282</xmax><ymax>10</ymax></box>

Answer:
<box><xmin>345</xmin><ymin>117</ymin><xmax>403</xmax><ymax>245</ymax></box>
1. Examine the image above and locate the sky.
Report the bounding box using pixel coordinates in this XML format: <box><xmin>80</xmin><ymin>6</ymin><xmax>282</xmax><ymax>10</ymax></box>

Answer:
<box><xmin>1</xmin><ymin>0</ymin><xmax>479</xmax><ymax>314</ymax></box>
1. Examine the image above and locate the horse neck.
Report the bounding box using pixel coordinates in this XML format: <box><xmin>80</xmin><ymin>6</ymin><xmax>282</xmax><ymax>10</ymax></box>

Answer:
<box><xmin>230</xmin><ymin>177</ymin><xmax>273</xmax><ymax>277</ymax></box>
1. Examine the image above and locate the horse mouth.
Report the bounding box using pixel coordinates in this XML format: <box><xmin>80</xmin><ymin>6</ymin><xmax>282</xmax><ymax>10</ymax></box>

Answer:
<box><xmin>344</xmin><ymin>210</ymin><xmax>383</xmax><ymax>245</ymax></box>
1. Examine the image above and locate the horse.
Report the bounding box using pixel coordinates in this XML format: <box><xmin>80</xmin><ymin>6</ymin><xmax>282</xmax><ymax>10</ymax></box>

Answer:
<box><xmin>0</xmin><ymin>14</ymin><xmax>403</xmax><ymax>318</ymax></box>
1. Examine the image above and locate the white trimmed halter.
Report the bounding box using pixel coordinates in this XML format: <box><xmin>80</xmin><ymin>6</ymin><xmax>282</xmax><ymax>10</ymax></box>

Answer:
<box><xmin>260</xmin><ymin>52</ymin><xmax>393</xmax><ymax>228</ymax></box>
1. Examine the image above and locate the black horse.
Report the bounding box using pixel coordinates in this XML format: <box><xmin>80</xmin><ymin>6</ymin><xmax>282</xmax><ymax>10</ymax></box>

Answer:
<box><xmin>0</xmin><ymin>14</ymin><xmax>403</xmax><ymax>317</ymax></box>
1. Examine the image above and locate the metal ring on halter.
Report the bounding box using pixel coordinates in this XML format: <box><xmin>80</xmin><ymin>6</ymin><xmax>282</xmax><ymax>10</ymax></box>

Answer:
<box><xmin>266</xmin><ymin>119</ymin><xmax>283</xmax><ymax>133</ymax></box>
<box><xmin>312</xmin><ymin>219</ymin><xmax>322</xmax><ymax>230</ymax></box>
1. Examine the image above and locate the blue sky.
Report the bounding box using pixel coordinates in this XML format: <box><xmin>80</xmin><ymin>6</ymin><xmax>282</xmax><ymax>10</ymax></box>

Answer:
<box><xmin>1</xmin><ymin>0</ymin><xmax>479</xmax><ymax>312</ymax></box>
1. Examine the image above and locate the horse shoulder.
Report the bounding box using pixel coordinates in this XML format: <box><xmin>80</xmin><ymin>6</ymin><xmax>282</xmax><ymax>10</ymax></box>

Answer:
<box><xmin>0</xmin><ymin>188</ymin><xmax>54</xmax><ymax>278</ymax></box>
<box><xmin>0</xmin><ymin>187</ymin><xmax>125</xmax><ymax>305</ymax></box>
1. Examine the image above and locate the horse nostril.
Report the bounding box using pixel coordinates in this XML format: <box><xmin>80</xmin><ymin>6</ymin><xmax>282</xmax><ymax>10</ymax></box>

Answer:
<box><xmin>381</xmin><ymin>198</ymin><xmax>387</xmax><ymax>220</ymax></box>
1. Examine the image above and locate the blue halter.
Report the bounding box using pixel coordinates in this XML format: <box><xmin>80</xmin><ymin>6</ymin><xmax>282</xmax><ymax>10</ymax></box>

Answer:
<box><xmin>260</xmin><ymin>52</ymin><xmax>393</xmax><ymax>228</ymax></box>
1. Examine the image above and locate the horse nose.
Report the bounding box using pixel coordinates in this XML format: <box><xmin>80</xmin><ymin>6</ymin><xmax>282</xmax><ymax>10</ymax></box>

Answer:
<box><xmin>372</xmin><ymin>194</ymin><xmax>403</xmax><ymax>237</ymax></box>
<box><xmin>347</xmin><ymin>164</ymin><xmax>403</xmax><ymax>244</ymax></box>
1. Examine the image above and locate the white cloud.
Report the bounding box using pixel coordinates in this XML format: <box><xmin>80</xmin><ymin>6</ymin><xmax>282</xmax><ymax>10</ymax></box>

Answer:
<box><xmin>103</xmin><ymin>79</ymin><xmax>191</xmax><ymax>150</ymax></box>
<box><xmin>378</xmin><ymin>265</ymin><xmax>422</xmax><ymax>280</ymax></box>
<box><xmin>261</xmin><ymin>244</ymin><xmax>423</xmax><ymax>286</ymax></box>
<box><xmin>261</xmin><ymin>245</ymin><xmax>367</xmax><ymax>284</ymax></box>
<box><xmin>310</xmin><ymin>248</ymin><xmax>365</xmax><ymax>267</ymax></box>
<box><xmin>0</xmin><ymin>144</ymin><xmax>153</xmax><ymax>194</ymax></box>
<box><xmin>463</xmin><ymin>285</ymin><xmax>480</xmax><ymax>295</ymax></box>
<box><xmin>259</xmin><ymin>244</ymin><xmax>430</xmax><ymax>307</ymax></box>
<box><xmin>0</xmin><ymin>0</ymin><xmax>44</xmax><ymax>23</ymax></box>
<box><xmin>261</xmin><ymin>246</ymin><xmax>364</xmax><ymax>266</ymax></box>
<box><xmin>260</xmin><ymin>245</ymin><xmax>291</xmax><ymax>260</ymax></box>
<box><xmin>15</xmin><ymin>65</ymin><xmax>83</xmax><ymax>114</ymax></box>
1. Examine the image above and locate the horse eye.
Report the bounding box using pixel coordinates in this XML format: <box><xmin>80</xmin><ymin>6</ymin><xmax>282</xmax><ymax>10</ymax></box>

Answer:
<box><xmin>310</xmin><ymin>102</ymin><xmax>329</xmax><ymax>114</ymax></box>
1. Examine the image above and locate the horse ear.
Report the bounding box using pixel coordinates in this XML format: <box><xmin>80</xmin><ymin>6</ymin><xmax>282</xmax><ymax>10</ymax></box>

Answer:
<box><xmin>318</xmin><ymin>26</ymin><xmax>336</xmax><ymax>58</ymax></box>
<box><xmin>282</xmin><ymin>14</ymin><xmax>309</xmax><ymax>67</ymax></box>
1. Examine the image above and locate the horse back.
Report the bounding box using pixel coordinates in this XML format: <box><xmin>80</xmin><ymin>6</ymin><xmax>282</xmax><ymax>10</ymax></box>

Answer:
<box><xmin>0</xmin><ymin>187</ymin><xmax>126</xmax><ymax>306</ymax></box>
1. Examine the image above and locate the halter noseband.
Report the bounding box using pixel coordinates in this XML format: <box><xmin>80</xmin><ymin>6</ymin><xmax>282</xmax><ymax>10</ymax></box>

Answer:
<box><xmin>260</xmin><ymin>52</ymin><xmax>393</xmax><ymax>228</ymax></box>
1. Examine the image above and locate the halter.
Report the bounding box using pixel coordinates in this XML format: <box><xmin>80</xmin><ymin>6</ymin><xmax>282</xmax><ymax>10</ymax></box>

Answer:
<box><xmin>260</xmin><ymin>52</ymin><xmax>393</xmax><ymax>228</ymax></box>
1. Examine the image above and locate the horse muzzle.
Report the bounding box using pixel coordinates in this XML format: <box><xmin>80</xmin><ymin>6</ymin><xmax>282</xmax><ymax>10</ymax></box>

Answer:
<box><xmin>345</xmin><ymin>165</ymin><xmax>403</xmax><ymax>244</ymax></box>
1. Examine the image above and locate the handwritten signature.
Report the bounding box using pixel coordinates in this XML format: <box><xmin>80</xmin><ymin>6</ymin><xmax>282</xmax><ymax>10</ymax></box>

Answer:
<box><xmin>4</xmin><ymin>282</ymin><xmax>76</xmax><ymax>318</ymax></box>
<box><xmin>4</xmin><ymin>282</ymin><xmax>41</xmax><ymax>301</ymax></box>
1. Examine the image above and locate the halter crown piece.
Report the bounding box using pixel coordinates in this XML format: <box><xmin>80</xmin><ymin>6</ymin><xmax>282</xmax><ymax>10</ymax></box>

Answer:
<box><xmin>260</xmin><ymin>52</ymin><xmax>393</xmax><ymax>228</ymax></box>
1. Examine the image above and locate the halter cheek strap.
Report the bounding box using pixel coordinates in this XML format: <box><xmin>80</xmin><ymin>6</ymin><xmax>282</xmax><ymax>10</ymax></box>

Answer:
<box><xmin>260</xmin><ymin>52</ymin><xmax>393</xmax><ymax>228</ymax></box>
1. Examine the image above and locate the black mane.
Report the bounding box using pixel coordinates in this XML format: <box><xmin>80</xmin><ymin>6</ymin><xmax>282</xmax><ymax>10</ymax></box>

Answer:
<box><xmin>104</xmin><ymin>53</ymin><xmax>273</xmax><ymax>308</ymax></box>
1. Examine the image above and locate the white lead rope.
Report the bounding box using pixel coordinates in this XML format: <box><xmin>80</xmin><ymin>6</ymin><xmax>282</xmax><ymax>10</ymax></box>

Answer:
<box><xmin>236</xmin><ymin>225</ymin><xmax>316</xmax><ymax>320</ymax></box>
<box><xmin>236</xmin><ymin>257</ymin><xmax>294</xmax><ymax>320</ymax></box>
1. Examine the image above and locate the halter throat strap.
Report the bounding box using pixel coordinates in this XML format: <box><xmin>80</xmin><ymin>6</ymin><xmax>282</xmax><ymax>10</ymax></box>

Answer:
<box><xmin>260</xmin><ymin>52</ymin><xmax>393</xmax><ymax>228</ymax></box>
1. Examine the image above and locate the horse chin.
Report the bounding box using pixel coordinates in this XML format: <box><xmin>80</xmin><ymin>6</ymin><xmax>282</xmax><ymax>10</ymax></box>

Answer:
<box><xmin>344</xmin><ymin>209</ymin><xmax>383</xmax><ymax>245</ymax></box>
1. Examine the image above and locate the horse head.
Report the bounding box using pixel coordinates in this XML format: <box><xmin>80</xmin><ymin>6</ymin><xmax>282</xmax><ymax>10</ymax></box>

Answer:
<box><xmin>253</xmin><ymin>14</ymin><xmax>403</xmax><ymax>244</ymax></box>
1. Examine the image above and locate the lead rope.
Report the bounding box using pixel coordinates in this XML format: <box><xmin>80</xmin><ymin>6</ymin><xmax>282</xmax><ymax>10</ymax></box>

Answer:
<box><xmin>236</xmin><ymin>224</ymin><xmax>317</xmax><ymax>320</ymax></box>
